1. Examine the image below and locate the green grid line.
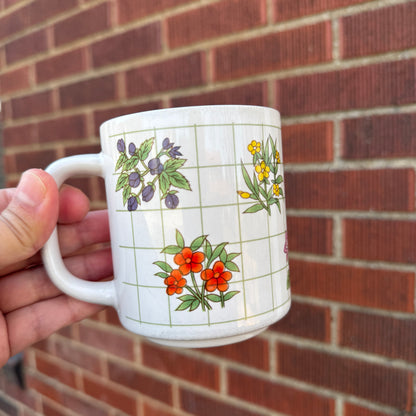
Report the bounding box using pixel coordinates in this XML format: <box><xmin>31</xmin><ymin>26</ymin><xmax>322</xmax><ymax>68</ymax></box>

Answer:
<box><xmin>109</xmin><ymin>122</ymin><xmax>281</xmax><ymax>138</ymax></box>
<box><xmin>124</xmin><ymin>295</ymin><xmax>291</xmax><ymax>328</ymax></box>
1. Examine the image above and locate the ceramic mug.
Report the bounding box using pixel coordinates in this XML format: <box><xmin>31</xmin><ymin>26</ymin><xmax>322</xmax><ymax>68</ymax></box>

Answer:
<box><xmin>42</xmin><ymin>105</ymin><xmax>291</xmax><ymax>348</ymax></box>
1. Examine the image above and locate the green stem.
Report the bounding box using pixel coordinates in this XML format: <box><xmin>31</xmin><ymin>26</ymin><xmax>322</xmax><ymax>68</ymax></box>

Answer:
<box><xmin>220</xmin><ymin>292</ymin><xmax>225</xmax><ymax>308</ymax></box>
<box><xmin>190</xmin><ymin>272</ymin><xmax>205</xmax><ymax>311</ymax></box>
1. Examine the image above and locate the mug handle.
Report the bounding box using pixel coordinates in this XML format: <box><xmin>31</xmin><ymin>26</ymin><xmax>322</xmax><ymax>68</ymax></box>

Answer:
<box><xmin>41</xmin><ymin>153</ymin><xmax>116</xmax><ymax>307</ymax></box>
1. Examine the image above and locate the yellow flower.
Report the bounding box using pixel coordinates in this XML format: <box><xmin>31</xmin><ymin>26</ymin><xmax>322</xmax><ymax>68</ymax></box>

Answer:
<box><xmin>273</xmin><ymin>183</ymin><xmax>280</xmax><ymax>196</ymax></box>
<box><xmin>255</xmin><ymin>160</ymin><xmax>270</xmax><ymax>182</ymax></box>
<box><xmin>248</xmin><ymin>140</ymin><xmax>261</xmax><ymax>155</ymax></box>
<box><xmin>275</xmin><ymin>151</ymin><xmax>281</xmax><ymax>164</ymax></box>
<box><xmin>237</xmin><ymin>191</ymin><xmax>250</xmax><ymax>199</ymax></box>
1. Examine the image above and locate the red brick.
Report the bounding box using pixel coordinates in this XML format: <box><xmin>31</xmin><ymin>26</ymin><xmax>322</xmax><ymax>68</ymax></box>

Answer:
<box><xmin>3</xmin><ymin>123</ymin><xmax>37</xmax><ymax>147</ymax></box>
<box><xmin>274</xmin><ymin>0</ymin><xmax>368</xmax><ymax>21</ymax></box>
<box><xmin>91</xmin><ymin>23</ymin><xmax>161</xmax><ymax>68</ymax></box>
<box><xmin>54</xmin><ymin>339</ymin><xmax>102</xmax><ymax>375</ymax></box>
<box><xmin>54</xmin><ymin>3</ymin><xmax>110</xmax><ymax>46</ymax></box>
<box><xmin>108</xmin><ymin>359</ymin><xmax>173</xmax><ymax>405</ymax></box>
<box><xmin>228</xmin><ymin>369</ymin><xmax>335</xmax><ymax>416</ymax></box>
<box><xmin>38</xmin><ymin>114</ymin><xmax>87</xmax><ymax>143</ymax></box>
<box><xmin>0</xmin><ymin>66</ymin><xmax>30</xmax><ymax>94</ymax></box>
<box><xmin>42</xmin><ymin>402</ymin><xmax>66</xmax><ymax>416</ymax></box>
<box><xmin>344</xmin><ymin>403</ymin><xmax>391</xmax><ymax>416</ymax></box>
<box><xmin>287</xmin><ymin>216</ymin><xmax>333</xmax><ymax>255</ymax></box>
<box><xmin>0</xmin><ymin>396</ymin><xmax>18</xmax><ymax>416</ymax></box>
<box><xmin>180</xmin><ymin>388</ymin><xmax>267</xmax><ymax>416</ymax></box>
<box><xmin>59</xmin><ymin>74</ymin><xmax>116</xmax><ymax>109</ymax></box>
<box><xmin>167</xmin><ymin>0</ymin><xmax>266</xmax><ymax>48</ymax></box>
<box><xmin>339</xmin><ymin>310</ymin><xmax>416</xmax><ymax>363</ymax></box>
<box><xmin>0</xmin><ymin>0</ymin><xmax>77</xmax><ymax>40</ymax></box>
<box><xmin>171</xmin><ymin>82</ymin><xmax>268</xmax><ymax>108</ymax></box>
<box><xmin>341</xmin><ymin>3</ymin><xmax>416</xmax><ymax>58</ymax></box>
<box><xmin>277</xmin><ymin>343</ymin><xmax>413</xmax><ymax>410</ymax></box>
<box><xmin>291</xmin><ymin>259</ymin><xmax>415</xmax><ymax>312</ymax></box>
<box><xmin>282</xmin><ymin>122</ymin><xmax>333</xmax><ymax>163</ymax></box>
<box><xmin>26</xmin><ymin>373</ymin><xmax>63</xmax><ymax>404</ymax></box>
<box><xmin>35</xmin><ymin>354</ymin><xmax>77</xmax><ymax>388</ymax></box>
<box><xmin>142</xmin><ymin>342</ymin><xmax>220</xmax><ymax>390</ymax></box>
<box><xmin>344</xmin><ymin>219</ymin><xmax>416</xmax><ymax>264</ymax></box>
<box><xmin>201</xmin><ymin>336</ymin><xmax>269</xmax><ymax>371</ymax></box>
<box><xmin>0</xmin><ymin>376</ymin><xmax>37</xmax><ymax>409</ymax></box>
<box><xmin>277</xmin><ymin>60</ymin><xmax>416</xmax><ymax>116</ymax></box>
<box><xmin>36</xmin><ymin>48</ymin><xmax>87</xmax><ymax>84</ymax></box>
<box><xmin>143</xmin><ymin>402</ymin><xmax>176</xmax><ymax>416</ymax></box>
<box><xmin>12</xmin><ymin>148</ymin><xmax>57</xmax><ymax>173</ymax></box>
<box><xmin>93</xmin><ymin>101</ymin><xmax>162</xmax><ymax>136</ymax></box>
<box><xmin>83</xmin><ymin>375</ymin><xmax>137</xmax><ymax>414</ymax></box>
<box><xmin>214</xmin><ymin>22</ymin><xmax>331</xmax><ymax>81</ymax></box>
<box><xmin>61</xmin><ymin>393</ymin><xmax>107</xmax><ymax>416</ymax></box>
<box><xmin>11</xmin><ymin>90</ymin><xmax>54</xmax><ymax>118</ymax></box>
<box><xmin>78</xmin><ymin>323</ymin><xmax>134</xmax><ymax>360</ymax></box>
<box><xmin>285</xmin><ymin>169</ymin><xmax>415</xmax><ymax>211</ymax></box>
<box><xmin>117</xmin><ymin>0</ymin><xmax>193</xmax><ymax>23</ymax></box>
<box><xmin>270</xmin><ymin>301</ymin><xmax>331</xmax><ymax>342</ymax></box>
<box><xmin>342</xmin><ymin>113</ymin><xmax>416</xmax><ymax>160</ymax></box>
<box><xmin>126</xmin><ymin>52</ymin><xmax>206</xmax><ymax>97</ymax></box>
<box><xmin>5</xmin><ymin>28</ymin><xmax>48</xmax><ymax>64</ymax></box>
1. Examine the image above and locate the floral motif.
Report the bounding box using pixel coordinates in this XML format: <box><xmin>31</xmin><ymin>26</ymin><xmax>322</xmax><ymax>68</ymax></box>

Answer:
<box><xmin>237</xmin><ymin>135</ymin><xmax>284</xmax><ymax>215</ymax></box>
<box><xmin>154</xmin><ymin>230</ymin><xmax>240</xmax><ymax>311</ymax></box>
<box><xmin>115</xmin><ymin>137</ymin><xmax>191</xmax><ymax>211</ymax></box>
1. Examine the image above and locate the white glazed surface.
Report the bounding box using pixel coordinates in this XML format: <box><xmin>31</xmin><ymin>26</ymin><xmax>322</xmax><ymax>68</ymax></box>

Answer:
<box><xmin>43</xmin><ymin>105</ymin><xmax>290</xmax><ymax>348</ymax></box>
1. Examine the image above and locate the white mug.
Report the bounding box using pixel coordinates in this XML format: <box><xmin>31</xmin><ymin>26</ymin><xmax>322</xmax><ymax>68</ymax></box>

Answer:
<box><xmin>42</xmin><ymin>105</ymin><xmax>291</xmax><ymax>348</ymax></box>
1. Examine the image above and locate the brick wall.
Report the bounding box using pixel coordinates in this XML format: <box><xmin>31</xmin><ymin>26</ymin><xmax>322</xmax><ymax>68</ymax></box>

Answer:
<box><xmin>0</xmin><ymin>0</ymin><xmax>415</xmax><ymax>415</ymax></box>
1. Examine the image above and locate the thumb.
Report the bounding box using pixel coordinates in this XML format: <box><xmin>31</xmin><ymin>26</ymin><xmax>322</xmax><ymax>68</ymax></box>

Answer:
<box><xmin>0</xmin><ymin>169</ymin><xmax>59</xmax><ymax>269</ymax></box>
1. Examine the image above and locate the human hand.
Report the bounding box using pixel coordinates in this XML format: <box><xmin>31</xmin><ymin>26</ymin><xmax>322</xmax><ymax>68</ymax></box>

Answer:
<box><xmin>0</xmin><ymin>169</ymin><xmax>113</xmax><ymax>367</ymax></box>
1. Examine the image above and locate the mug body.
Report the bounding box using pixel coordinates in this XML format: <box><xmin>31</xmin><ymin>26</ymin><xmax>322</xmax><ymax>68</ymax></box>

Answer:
<box><xmin>99</xmin><ymin>105</ymin><xmax>290</xmax><ymax>347</ymax></box>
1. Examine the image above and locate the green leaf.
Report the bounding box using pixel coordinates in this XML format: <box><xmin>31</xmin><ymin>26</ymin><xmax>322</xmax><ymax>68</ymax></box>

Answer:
<box><xmin>155</xmin><ymin>272</ymin><xmax>169</xmax><ymax>279</ymax></box>
<box><xmin>176</xmin><ymin>230</ymin><xmax>185</xmax><ymax>248</ymax></box>
<box><xmin>153</xmin><ymin>261</ymin><xmax>172</xmax><ymax>273</ymax></box>
<box><xmin>137</xmin><ymin>138</ymin><xmax>154</xmax><ymax>161</ymax></box>
<box><xmin>205</xmin><ymin>239</ymin><xmax>212</xmax><ymax>262</ymax></box>
<box><xmin>190</xmin><ymin>235</ymin><xmax>207</xmax><ymax>252</ymax></box>
<box><xmin>225</xmin><ymin>261</ymin><xmax>239</xmax><ymax>272</ymax></box>
<box><xmin>206</xmin><ymin>294</ymin><xmax>222</xmax><ymax>302</ymax></box>
<box><xmin>259</xmin><ymin>186</ymin><xmax>268</xmax><ymax>200</ymax></box>
<box><xmin>159</xmin><ymin>171</ymin><xmax>170</xmax><ymax>196</ymax></box>
<box><xmin>115</xmin><ymin>153</ymin><xmax>127</xmax><ymax>171</ymax></box>
<box><xmin>168</xmin><ymin>171</ymin><xmax>191</xmax><ymax>191</ymax></box>
<box><xmin>122</xmin><ymin>185</ymin><xmax>131</xmax><ymax>205</ymax></box>
<box><xmin>276</xmin><ymin>175</ymin><xmax>283</xmax><ymax>184</ymax></box>
<box><xmin>211</xmin><ymin>242</ymin><xmax>227</xmax><ymax>262</ymax></box>
<box><xmin>176</xmin><ymin>299</ymin><xmax>193</xmax><ymax>311</ymax></box>
<box><xmin>189</xmin><ymin>299</ymin><xmax>200</xmax><ymax>311</ymax></box>
<box><xmin>116</xmin><ymin>173</ymin><xmax>129</xmax><ymax>191</ymax></box>
<box><xmin>252</xmin><ymin>172</ymin><xmax>260</xmax><ymax>196</ymax></box>
<box><xmin>164</xmin><ymin>158</ymin><xmax>186</xmax><ymax>173</ymax></box>
<box><xmin>241</xmin><ymin>163</ymin><xmax>255</xmax><ymax>194</ymax></box>
<box><xmin>223</xmin><ymin>290</ymin><xmax>239</xmax><ymax>301</ymax></box>
<box><xmin>226</xmin><ymin>252</ymin><xmax>240</xmax><ymax>261</ymax></box>
<box><xmin>124</xmin><ymin>156</ymin><xmax>139</xmax><ymax>171</ymax></box>
<box><xmin>244</xmin><ymin>204</ymin><xmax>263</xmax><ymax>214</ymax></box>
<box><xmin>219</xmin><ymin>247</ymin><xmax>227</xmax><ymax>263</ymax></box>
<box><xmin>162</xmin><ymin>245</ymin><xmax>182</xmax><ymax>255</ymax></box>
<box><xmin>178</xmin><ymin>294</ymin><xmax>195</xmax><ymax>302</ymax></box>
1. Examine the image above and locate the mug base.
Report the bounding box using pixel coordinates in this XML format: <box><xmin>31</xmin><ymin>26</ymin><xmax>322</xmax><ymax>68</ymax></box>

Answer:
<box><xmin>148</xmin><ymin>326</ymin><xmax>267</xmax><ymax>348</ymax></box>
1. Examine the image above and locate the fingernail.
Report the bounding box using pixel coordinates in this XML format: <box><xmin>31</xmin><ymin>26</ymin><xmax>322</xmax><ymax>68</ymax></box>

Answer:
<box><xmin>16</xmin><ymin>171</ymin><xmax>47</xmax><ymax>207</ymax></box>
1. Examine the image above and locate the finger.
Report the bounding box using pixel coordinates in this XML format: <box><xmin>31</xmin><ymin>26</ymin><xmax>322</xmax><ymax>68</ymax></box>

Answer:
<box><xmin>0</xmin><ymin>170</ymin><xmax>59</xmax><ymax>269</ymax></box>
<box><xmin>0</xmin><ymin>248</ymin><xmax>113</xmax><ymax>314</ymax></box>
<box><xmin>7</xmin><ymin>294</ymin><xmax>104</xmax><ymax>358</ymax></box>
<box><xmin>0</xmin><ymin>210</ymin><xmax>110</xmax><ymax>276</ymax></box>
<box><xmin>57</xmin><ymin>184</ymin><xmax>90</xmax><ymax>224</ymax></box>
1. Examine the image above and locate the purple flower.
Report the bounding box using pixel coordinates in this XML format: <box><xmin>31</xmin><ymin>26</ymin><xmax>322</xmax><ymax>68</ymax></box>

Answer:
<box><xmin>165</xmin><ymin>193</ymin><xmax>179</xmax><ymax>209</ymax></box>
<box><xmin>168</xmin><ymin>146</ymin><xmax>182</xmax><ymax>159</ymax></box>
<box><xmin>162</xmin><ymin>137</ymin><xmax>173</xmax><ymax>150</ymax></box>
<box><xmin>117</xmin><ymin>139</ymin><xmax>125</xmax><ymax>153</ymax></box>
<box><xmin>128</xmin><ymin>143</ymin><xmax>136</xmax><ymax>156</ymax></box>
<box><xmin>129</xmin><ymin>172</ymin><xmax>141</xmax><ymax>188</ymax></box>
<box><xmin>128</xmin><ymin>196</ymin><xmax>138</xmax><ymax>211</ymax></box>
<box><xmin>142</xmin><ymin>185</ymin><xmax>155</xmax><ymax>202</ymax></box>
<box><xmin>148</xmin><ymin>158</ymin><xmax>163</xmax><ymax>175</ymax></box>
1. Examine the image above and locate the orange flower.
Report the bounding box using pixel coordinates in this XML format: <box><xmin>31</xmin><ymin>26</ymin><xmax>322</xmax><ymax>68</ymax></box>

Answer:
<box><xmin>174</xmin><ymin>247</ymin><xmax>205</xmax><ymax>275</ymax></box>
<box><xmin>201</xmin><ymin>261</ymin><xmax>232</xmax><ymax>292</ymax></box>
<box><xmin>164</xmin><ymin>269</ymin><xmax>187</xmax><ymax>295</ymax></box>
